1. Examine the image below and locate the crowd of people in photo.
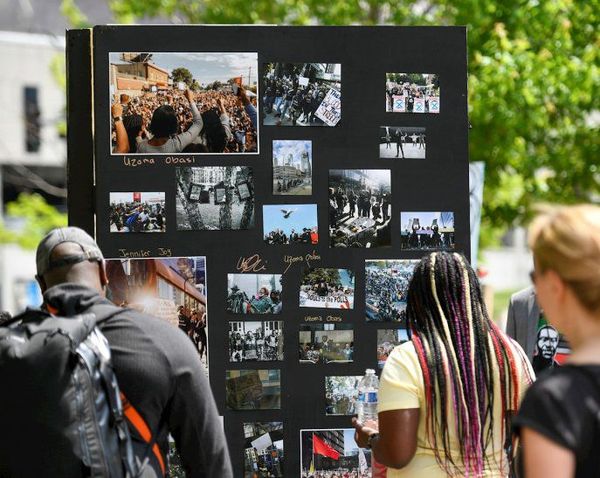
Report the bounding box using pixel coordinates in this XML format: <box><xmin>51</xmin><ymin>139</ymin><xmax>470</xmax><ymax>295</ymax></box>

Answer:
<box><xmin>229</xmin><ymin>329</ymin><xmax>283</xmax><ymax>362</ymax></box>
<box><xmin>382</xmin><ymin>129</ymin><xmax>426</xmax><ymax>158</ymax></box>
<box><xmin>111</xmin><ymin>85</ymin><xmax>257</xmax><ymax>154</ymax></box>
<box><xmin>385</xmin><ymin>81</ymin><xmax>439</xmax><ymax>113</ymax></box>
<box><xmin>264</xmin><ymin>227</ymin><xmax>318</xmax><ymax>245</ymax></box>
<box><xmin>300</xmin><ymin>281</ymin><xmax>354</xmax><ymax>306</ymax></box>
<box><xmin>299</xmin><ymin>338</ymin><xmax>354</xmax><ymax>364</ymax></box>
<box><xmin>109</xmin><ymin>201</ymin><xmax>165</xmax><ymax>232</ymax></box>
<box><xmin>176</xmin><ymin>305</ymin><xmax>207</xmax><ymax>359</ymax></box>
<box><xmin>329</xmin><ymin>187</ymin><xmax>391</xmax><ymax>225</ymax></box>
<box><xmin>275</xmin><ymin>177</ymin><xmax>308</xmax><ymax>193</ymax></box>
<box><xmin>401</xmin><ymin>223</ymin><xmax>454</xmax><ymax>250</ymax></box>
<box><xmin>326</xmin><ymin>391</ymin><xmax>357</xmax><ymax>415</ymax></box>
<box><xmin>365</xmin><ymin>267</ymin><xmax>411</xmax><ymax>322</ymax></box>
<box><xmin>226</xmin><ymin>285</ymin><xmax>283</xmax><ymax>314</ymax></box>
<box><xmin>301</xmin><ymin>469</ymin><xmax>371</xmax><ymax>478</ymax></box>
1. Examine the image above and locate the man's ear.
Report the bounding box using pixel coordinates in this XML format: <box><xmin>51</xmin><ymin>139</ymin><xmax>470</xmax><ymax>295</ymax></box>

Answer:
<box><xmin>36</xmin><ymin>275</ymin><xmax>47</xmax><ymax>295</ymax></box>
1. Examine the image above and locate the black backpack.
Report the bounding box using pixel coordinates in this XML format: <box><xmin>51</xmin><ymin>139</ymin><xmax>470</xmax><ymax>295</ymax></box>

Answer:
<box><xmin>0</xmin><ymin>304</ymin><xmax>140</xmax><ymax>477</ymax></box>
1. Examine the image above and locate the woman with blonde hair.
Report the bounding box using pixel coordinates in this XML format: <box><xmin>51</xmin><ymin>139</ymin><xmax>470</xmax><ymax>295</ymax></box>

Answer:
<box><xmin>513</xmin><ymin>204</ymin><xmax>600</xmax><ymax>477</ymax></box>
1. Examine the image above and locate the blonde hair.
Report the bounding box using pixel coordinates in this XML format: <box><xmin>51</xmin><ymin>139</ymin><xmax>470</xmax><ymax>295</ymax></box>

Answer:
<box><xmin>529</xmin><ymin>204</ymin><xmax>600</xmax><ymax>313</ymax></box>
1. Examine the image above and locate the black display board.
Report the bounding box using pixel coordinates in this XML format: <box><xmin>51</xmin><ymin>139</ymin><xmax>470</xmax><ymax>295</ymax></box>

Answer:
<box><xmin>67</xmin><ymin>25</ymin><xmax>469</xmax><ymax>477</ymax></box>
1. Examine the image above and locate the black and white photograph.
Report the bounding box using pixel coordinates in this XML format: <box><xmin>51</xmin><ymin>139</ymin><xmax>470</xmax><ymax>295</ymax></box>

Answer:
<box><xmin>380</xmin><ymin>126</ymin><xmax>426</xmax><ymax>159</ymax></box>
<box><xmin>109</xmin><ymin>192</ymin><xmax>166</xmax><ymax>233</ymax></box>
<box><xmin>109</xmin><ymin>52</ymin><xmax>258</xmax><ymax>154</ymax></box>
<box><xmin>229</xmin><ymin>321</ymin><xmax>284</xmax><ymax>362</ymax></box>
<box><xmin>325</xmin><ymin>376</ymin><xmax>361</xmax><ymax>416</ymax></box>
<box><xmin>227</xmin><ymin>274</ymin><xmax>283</xmax><ymax>314</ymax></box>
<box><xmin>175</xmin><ymin>166</ymin><xmax>254</xmax><ymax>231</ymax></box>
<box><xmin>244</xmin><ymin>422</ymin><xmax>284</xmax><ymax>478</ymax></box>
<box><xmin>300</xmin><ymin>429</ymin><xmax>372</xmax><ymax>477</ymax></box>
<box><xmin>329</xmin><ymin>169</ymin><xmax>392</xmax><ymax>248</ymax></box>
<box><xmin>225</xmin><ymin>369</ymin><xmax>281</xmax><ymax>410</ymax></box>
<box><xmin>299</xmin><ymin>324</ymin><xmax>354</xmax><ymax>364</ymax></box>
<box><xmin>273</xmin><ymin>139</ymin><xmax>313</xmax><ymax>195</ymax></box>
<box><xmin>385</xmin><ymin>73</ymin><xmax>440</xmax><ymax>113</ymax></box>
<box><xmin>377</xmin><ymin>328</ymin><xmax>409</xmax><ymax>369</ymax></box>
<box><xmin>400</xmin><ymin>212</ymin><xmax>455</xmax><ymax>250</ymax></box>
<box><xmin>263</xmin><ymin>204</ymin><xmax>318</xmax><ymax>245</ymax></box>
<box><xmin>299</xmin><ymin>268</ymin><xmax>355</xmax><ymax>310</ymax></box>
<box><xmin>365</xmin><ymin>259</ymin><xmax>419</xmax><ymax>323</ymax></box>
<box><xmin>263</xmin><ymin>63</ymin><xmax>341</xmax><ymax>127</ymax></box>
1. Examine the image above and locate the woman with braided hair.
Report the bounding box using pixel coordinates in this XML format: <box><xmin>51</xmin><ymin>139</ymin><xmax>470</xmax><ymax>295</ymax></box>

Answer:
<box><xmin>354</xmin><ymin>251</ymin><xmax>534</xmax><ymax>477</ymax></box>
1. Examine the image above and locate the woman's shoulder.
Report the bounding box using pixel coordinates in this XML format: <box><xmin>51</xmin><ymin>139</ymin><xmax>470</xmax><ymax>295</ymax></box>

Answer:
<box><xmin>530</xmin><ymin>365</ymin><xmax>600</xmax><ymax>397</ymax></box>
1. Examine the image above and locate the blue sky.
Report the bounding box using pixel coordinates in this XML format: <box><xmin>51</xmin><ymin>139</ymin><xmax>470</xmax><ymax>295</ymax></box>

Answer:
<box><xmin>263</xmin><ymin>204</ymin><xmax>318</xmax><ymax>235</ymax></box>
<box><xmin>400</xmin><ymin>211</ymin><xmax>454</xmax><ymax>229</ymax></box>
<box><xmin>272</xmin><ymin>140</ymin><xmax>312</xmax><ymax>167</ymax></box>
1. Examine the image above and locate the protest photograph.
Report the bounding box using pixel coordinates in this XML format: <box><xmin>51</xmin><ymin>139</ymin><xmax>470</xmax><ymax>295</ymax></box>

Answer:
<box><xmin>229</xmin><ymin>320</ymin><xmax>284</xmax><ymax>362</ymax></box>
<box><xmin>329</xmin><ymin>169</ymin><xmax>392</xmax><ymax>248</ymax></box>
<box><xmin>400</xmin><ymin>211</ymin><xmax>455</xmax><ymax>250</ymax></box>
<box><xmin>300</xmin><ymin>429</ymin><xmax>372</xmax><ymax>477</ymax></box>
<box><xmin>380</xmin><ymin>126</ymin><xmax>426</xmax><ymax>159</ymax></box>
<box><xmin>263</xmin><ymin>204</ymin><xmax>318</xmax><ymax>245</ymax></box>
<box><xmin>385</xmin><ymin>72</ymin><xmax>440</xmax><ymax>113</ymax></box>
<box><xmin>263</xmin><ymin>63</ymin><xmax>341</xmax><ymax>127</ymax></box>
<box><xmin>273</xmin><ymin>139</ymin><xmax>313</xmax><ymax>195</ymax></box>
<box><xmin>225</xmin><ymin>369</ymin><xmax>281</xmax><ymax>410</ymax></box>
<box><xmin>109</xmin><ymin>192</ymin><xmax>166</xmax><ymax>232</ymax></box>
<box><xmin>325</xmin><ymin>376</ymin><xmax>361</xmax><ymax>416</ymax></box>
<box><xmin>377</xmin><ymin>328</ymin><xmax>409</xmax><ymax>369</ymax></box>
<box><xmin>243</xmin><ymin>422</ymin><xmax>284</xmax><ymax>478</ymax></box>
<box><xmin>365</xmin><ymin>259</ymin><xmax>419</xmax><ymax>323</ymax></box>
<box><xmin>299</xmin><ymin>324</ymin><xmax>354</xmax><ymax>364</ymax></box>
<box><xmin>175</xmin><ymin>166</ymin><xmax>254</xmax><ymax>231</ymax></box>
<box><xmin>109</xmin><ymin>52</ymin><xmax>258</xmax><ymax>154</ymax></box>
<box><xmin>299</xmin><ymin>268</ymin><xmax>355</xmax><ymax>310</ymax></box>
<box><xmin>105</xmin><ymin>257</ymin><xmax>208</xmax><ymax>371</ymax></box>
<box><xmin>227</xmin><ymin>273</ymin><xmax>283</xmax><ymax>314</ymax></box>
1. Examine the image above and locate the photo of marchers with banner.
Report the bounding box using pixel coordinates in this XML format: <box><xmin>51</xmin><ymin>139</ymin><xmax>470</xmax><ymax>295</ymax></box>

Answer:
<box><xmin>272</xmin><ymin>139</ymin><xmax>312</xmax><ymax>195</ymax></box>
<box><xmin>109</xmin><ymin>192</ymin><xmax>166</xmax><ymax>232</ymax></box>
<box><xmin>229</xmin><ymin>321</ymin><xmax>284</xmax><ymax>362</ymax></box>
<box><xmin>263</xmin><ymin>204</ymin><xmax>318</xmax><ymax>245</ymax></box>
<box><xmin>109</xmin><ymin>52</ymin><xmax>258</xmax><ymax>154</ymax></box>
<box><xmin>329</xmin><ymin>169</ymin><xmax>392</xmax><ymax>248</ymax></box>
<box><xmin>325</xmin><ymin>376</ymin><xmax>361</xmax><ymax>416</ymax></box>
<box><xmin>400</xmin><ymin>211</ymin><xmax>455</xmax><ymax>250</ymax></box>
<box><xmin>243</xmin><ymin>422</ymin><xmax>284</xmax><ymax>478</ymax></box>
<box><xmin>299</xmin><ymin>324</ymin><xmax>354</xmax><ymax>364</ymax></box>
<box><xmin>227</xmin><ymin>273</ymin><xmax>283</xmax><ymax>314</ymax></box>
<box><xmin>263</xmin><ymin>63</ymin><xmax>341</xmax><ymax>127</ymax></box>
<box><xmin>300</xmin><ymin>429</ymin><xmax>371</xmax><ymax>477</ymax></box>
<box><xmin>379</xmin><ymin>126</ymin><xmax>426</xmax><ymax>159</ymax></box>
<box><xmin>377</xmin><ymin>328</ymin><xmax>409</xmax><ymax>369</ymax></box>
<box><xmin>226</xmin><ymin>369</ymin><xmax>281</xmax><ymax>410</ymax></box>
<box><xmin>299</xmin><ymin>268</ymin><xmax>355</xmax><ymax>310</ymax></box>
<box><xmin>175</xmin><ymin>166</ymin><xmax>254</xmax><ymax>230</ymax></box>
<box><xmin>365</xmin><ymin>259</ymin><xmax>418</xmax><ymax>323</ymax></box>
<box><xmin>385</xmin><ymin>72</ymin><xmax>440</xmax><ymax>113</ymax></box>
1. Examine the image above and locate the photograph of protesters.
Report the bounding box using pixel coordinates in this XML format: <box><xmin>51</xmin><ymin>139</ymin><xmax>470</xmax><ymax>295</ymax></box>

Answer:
<box><xmin>400</xmin><ymin>211</ymin><xmax>455</xmax><ymax>250</ymax></box>
<box><xmin>243</xmin><ymin>422</ymin><xmax>284</xmax><ymax>478</ymax></box>
<box><xmin>109</xmin><ymin>52</ymin><xmax>258</xmax><ymax>154</ymax></box>
<box><xmin>229</xmin><ymin>321</ymin><xmax>284</xmax><ymax>362</ymax></box>
<box><xmin>227</xmin><ymin>274</ymin><xmax>283</xmax><ymax>315</ymax></box>
<box><xmin>365</xmin><ymin>259</ymin><xmax>419</xmax><ymax>323</ymax></box>
<box><xmin>225</xmin><ymin>369</ymin><xmax>281</xmax><ymax>410</ymax></box>
<box><xmin>273</xmin><ymin>139</ymin><xmax>312</xmax><ymax>194</ymax></box>
<box><xmin>263</xmin><ymin>204</ymin><xmax>318</xmax><ymax>245</ymax></box>
<box><xmin>299</xmin><ymin>268</ymin><xmax>355</xmax><ymax>310</ymax></box>
<box><xmin>379</xmin><ymin>126</ymin><xmax>426</xmax><ymax>159</ymax></box>
<box><xmin>329</xmin><ymin>169</ymin><xmax>392</xmax><ymax>248</ymax></box>
<box><xmin>325</xmin><ymin>376</ymin><xmax>361</xmax><ymax>416</ymax></box>
<box><xmin>176</xmin><ymin>166</ymin><xmax>254</xmax><ymax>230</ymax></box>
<box><xmin>385</xmin><ymin>72</ymin><xmax>440</xmax><ymax>113</ymax></box>
<box><xmin>109</xmin><ymin>192</ymin><xmax>166</xmax><ymax>232</ymax></box>
<box><xmin>299</xmin><ymin>324</ymin><xmax>354</xmax><ymax>364</ymax></box>
<box><xmin>377</xmin><ymin>328</ymin><xmax>409</xmax><ymax>369</ymax></box>
<box><xmin>263</xmin><ymin>63</ymin><xmax>341</xmax><ymax>127</ymax></box>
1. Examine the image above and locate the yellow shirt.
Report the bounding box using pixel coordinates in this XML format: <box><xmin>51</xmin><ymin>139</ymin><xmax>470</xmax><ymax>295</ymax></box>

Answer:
<box><xmin>377</xmin><ymin>340</ymin><xmax>533</xmax><ymax>478</ymax></box>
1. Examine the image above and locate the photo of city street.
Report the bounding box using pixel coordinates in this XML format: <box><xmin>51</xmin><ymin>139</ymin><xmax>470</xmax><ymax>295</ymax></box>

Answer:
<box><xmin>272</xmin><ymin>140</ymin><xmax>312</xmax><ymax>195</ymax></box>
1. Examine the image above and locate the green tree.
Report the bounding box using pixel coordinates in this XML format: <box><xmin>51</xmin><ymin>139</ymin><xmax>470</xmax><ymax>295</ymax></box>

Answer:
<box><xmin>171</xmin><ymin>67</ymin><xmax>194</xmax><ymax>87</ymax></box>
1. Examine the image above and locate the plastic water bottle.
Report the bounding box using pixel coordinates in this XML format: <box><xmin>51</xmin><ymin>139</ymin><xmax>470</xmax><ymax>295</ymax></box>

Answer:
<box><xmin>357</xmin><ymin>368</ymin><xmax>379</xmax><ymax>424</ymax></box>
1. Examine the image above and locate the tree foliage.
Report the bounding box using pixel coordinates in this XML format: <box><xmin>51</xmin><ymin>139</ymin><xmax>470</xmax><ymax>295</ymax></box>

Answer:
<box><xmin>171</xmin><ymin>67</ymin><xmax>193</xmax><ymax>87</ymax></box>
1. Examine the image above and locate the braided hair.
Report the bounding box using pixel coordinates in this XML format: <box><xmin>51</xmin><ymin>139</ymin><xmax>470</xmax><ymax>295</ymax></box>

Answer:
<box><xmin>406</xmin><ymin>252</ymin><xmax>532</xmax><ymax>476</ymax></box>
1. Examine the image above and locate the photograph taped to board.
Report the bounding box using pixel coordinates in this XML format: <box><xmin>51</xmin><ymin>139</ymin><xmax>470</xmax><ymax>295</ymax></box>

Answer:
<box><xmin>225</xmin><ymin>369</ymin><xmax>281</xmax><ymax>410</ymax></box>
<box><xmin>385</xmin><ymin>73</ymin><xmax>440</xmax><ymax>113</ymax></box>
<box><xmin>229</xmin><ymin>320</ymin><xmax>284</xmax><ymax>362</ymax></box>
<box><xmin>379</xmin><ymin>126</ymin><xmax>426</xmax><ymax>159</ymax></box>
<box><xmin>243</xmin><ymin>422</ymin><xmax>284</xmax><ymax>477</ymax></box>
<box><xmin>299</xmin><ymin>323</ymin><xmax>354</xmax><ymax>364</ymax></box>
<box><xmin>272</xmin><ymin>140</ymin><xmax>313</xmax><ymax>195</ymax></box>
<box><xmin>377</xmin><ymin>328</ymin><xmax>409</xmax><ymax>369</ymax></box>
<box><xmin>263</xmin><ymin>204</ymin><xmax>318</xmax><ymax>245</ymax></box>
<box><xmin>400</xmin><ymin>211</ymin><xmax>455</xmax><ymax>251</ymax></box>
<box><xmin>299</xmin><ymin>268</ymin><xmax>355</xmax><ymax>310</ymax></box>
<box><xmin>227</xmin><ymin>274</ymin><xmax>283</xmax><ymax>314</ymax></box>
<box><xmin>109</xmin><ymin>192</ymin><xmax>165</xmax><ymax>233</ymax></box>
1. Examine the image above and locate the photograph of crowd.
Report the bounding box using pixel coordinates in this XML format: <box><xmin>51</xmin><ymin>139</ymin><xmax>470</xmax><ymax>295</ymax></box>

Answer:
<box><xmin>229</xmin><ymin>321</ymin><xmax>284</xmax><ymax>362</ymax></box>
<box><xmin>105</xmin><ymin>257</ymin><xmax>208</xmax><ymax>371</ymax></box>
<box><xmin>299</xmin><ymin>268</ymin><xmax>355</xmax><ymax>310</ymax></box>
<box><xmin>226</xmin><ymin>369</ymin><xmax>281</xmax><ymax>410</ymax></box>
<box><xmin>227</xmin><ymin>274</ymin><xmax>283</xmax><ymax>314</ymax></box>
<box><xmin>400</xmin><ymin>211</ymin><xmax>455</xmax><ymax>250</ymax></box>
<box><xmin>300</xmin><ymin>429</ymin><xmax>372</xmax><ymax>477</ymax></box>
<box><xmin>365</xmin><ymin>260</ymin><xmax>419</xmax><ymax>323</ymax></box>
<box><xmin>325</xmin><ymin>376</ymin><xmax>361</xmax><ymax>416</ymax></box>
<box><xmin>329</xmin><ymin>169</ymin><xmax>392</xmax><ymax>248</ymax></box>
<box><xmin>379</xmin><ymin>126</ymin><xmax>426</xmax><ymax>159</ymax></box>
<box><xmin>109</xmin><ymin>52</ymin><xmax>258</xmax><ymax>154</ymax></box>
<box><xmin>244</xmin><ymin>422</ymin><xmax>284</xmax><ymax>478</ymax></box>
<box><xmin>175</xmin><ymin>166</ymin><xmax>254</xmax><ymax>231</ymax></box>
<box><xmin>299</xmin><ymin>324</ymin><xmax>354</xmax><ymax>364</ymax></box>
<box><xmin>109</xmin><ymin>192</ymin><xmax>166</xmax><ymax>233</ymax></box>
<box><xmin>273</xmin><ymin>140</ymin><xmax>313</xmax><ymax>195</ymax></box>
<box><xmin>377</xmin><ymin>328</ymin><xmax>409</xmax><ymax>369</ymax></box>
<box><xmin>263</xmin><ymin>204</ymin><xmax>318</xmax><ymax>245</ymax></box>
<box><xmin>385</xmin><ymin>73</ymin><xmax>440</xmax><ymax>113</ymax></box>
<box><xmin>263</xmin><ymin>63</ymin><xmax>341</xmax><ymax>127</ymax></box>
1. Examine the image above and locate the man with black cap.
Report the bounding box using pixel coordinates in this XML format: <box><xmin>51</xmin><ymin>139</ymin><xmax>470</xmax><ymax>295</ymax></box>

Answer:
<box><xmin>34</xmin><ymin>226</ymin><xmax>232</xmax><ymax>477</ymax></box>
